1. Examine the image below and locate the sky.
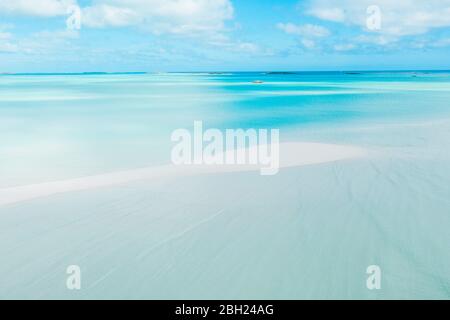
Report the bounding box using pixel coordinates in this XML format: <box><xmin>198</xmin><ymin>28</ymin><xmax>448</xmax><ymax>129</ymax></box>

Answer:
<box><xmin>1</xmin><ymin>0</ymin><xmax>450</xmax><ymax>72</ymax></box>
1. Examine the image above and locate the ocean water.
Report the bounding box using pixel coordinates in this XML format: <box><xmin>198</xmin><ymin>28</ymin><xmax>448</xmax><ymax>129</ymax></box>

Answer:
<box><xmin>0</xmin><ymin>72</ymin><xmax>449</xmax><ymax>299</ymax></box>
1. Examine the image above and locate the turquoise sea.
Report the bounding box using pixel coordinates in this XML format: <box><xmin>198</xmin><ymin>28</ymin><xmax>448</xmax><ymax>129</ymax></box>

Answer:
<box><xmin>0</xmin><ymin>72</ymin><xmax>449</xmax><ymax>299</ymax></box>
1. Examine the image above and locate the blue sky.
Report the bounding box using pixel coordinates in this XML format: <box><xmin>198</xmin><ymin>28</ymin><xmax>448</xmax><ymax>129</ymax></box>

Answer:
<box><xmin>1</xmin><ymin>0</ymin><xmax>450</xmax><ymax>72</ymax></box>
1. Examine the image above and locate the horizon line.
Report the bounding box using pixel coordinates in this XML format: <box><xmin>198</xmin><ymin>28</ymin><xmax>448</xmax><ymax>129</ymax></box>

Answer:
<box><xmin>2</xmin><ymin>69</ymin><xmax>450</xmax><ymax>76</ymax></box>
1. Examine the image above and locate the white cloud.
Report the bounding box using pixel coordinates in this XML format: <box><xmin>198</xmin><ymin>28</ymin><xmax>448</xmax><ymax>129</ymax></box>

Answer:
<box><xmin>277</xmin><ymin>23</ymin><xmax>330</xmax><ymax>37</ymax></box>
<box><xmin>0</xmin><ymin>24</ymin><xmax>17</xmax><ymax>53</ymax></box>
<box><xmin>355</xmin><ymin>34</ymin><xmax>397</xmax><ymax>46</ymax></box>
<box><xmin>81</xmin><ymin>0</ymin><xmax>234</xmax><ymax>36</ymax></box>
<box><xmin>277</xmin><ymin>22</ymin><xmax>329</xmax><ymax>51</ymax></box>
<box><xmin>0</xmin><ymin>31</ymin><xmax>12</xmax><ymax>40</ymax></box>
<box><xmin>0</xmin><ymin>27</ymin><xmax>80</xmax><ymax>56</ymax></box>
<box><xmin>0</xmin><ymin>42</ymin><xmax>18</xmax><ymax>53</ymax></box>
<box><xmin>206</xmin><ymin>33</ymin><xmax>270</xmax><ymax>55</ymax></box>
<box><xmin>307</xmin><ymin>7</ymin><xmax>345</xmax><ymax>23</ymax></box>
<box><xmin>0</xmin><ymin>0</ymin><xmax>76</xmax><ymax>17</ymax></box>
<box><xmin>333</xmin><ymin>43</ymin><xmax>355</xmax><ymax>51</ymax></box>
<box><xmin>301</xmin><ymin>38</ymin><xmax>316</xmax><ymax>49</ymax></box>
<box><xmin>33</xmin><ymin>29</ymin><xmax>79</xmax><ymax>40</ymax></box>
<box><xmin>237</xmin><ymin>42</ymin><xmax>258</xmax><ymax>52</ymax></box>
<box><xmin>0</xmin><ymin>0</ymin><xmax>234</xmax><ymax>37</ymax></box>
<box><xmin>81</xmin><ymin>4</ymin><xmax>141</xmax><ymax>28</ymax></box>
<box><xmin>305</xmin><ymin>0</ymin><xmax>450</xmax><ymax>37</ymax></box>
<box><xmin>433</xmin><ymin>38</ymin><xmax>450</xmax><ymax>48</ymax></box>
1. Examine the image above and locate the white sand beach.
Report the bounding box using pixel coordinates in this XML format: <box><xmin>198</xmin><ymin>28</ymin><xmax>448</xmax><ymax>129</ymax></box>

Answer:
<box><xmin>0</xmin><ymin>142</ymin><xmax>366</xmax><ymax>207</ymax></box>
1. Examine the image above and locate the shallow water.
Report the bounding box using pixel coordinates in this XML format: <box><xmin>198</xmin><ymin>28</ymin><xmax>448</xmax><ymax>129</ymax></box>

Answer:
<box><xmin>0</xmin><ymin>72</ymin><xmax>449</xmax><ymax>299</ymax></box>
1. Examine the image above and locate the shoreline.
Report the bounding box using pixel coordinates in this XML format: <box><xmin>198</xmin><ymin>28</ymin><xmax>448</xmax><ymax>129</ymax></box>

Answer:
<box><xmin>0</xmin><ymin>142</ymin><xmax>366</xmax><ymax>207</ymax></box>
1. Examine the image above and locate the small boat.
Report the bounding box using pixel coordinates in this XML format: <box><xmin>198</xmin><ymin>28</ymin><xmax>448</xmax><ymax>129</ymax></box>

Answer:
<box><xmin>252</xmin><ymin>80</ymin><xmax>264</xmax><ymax>84</ymax></box>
